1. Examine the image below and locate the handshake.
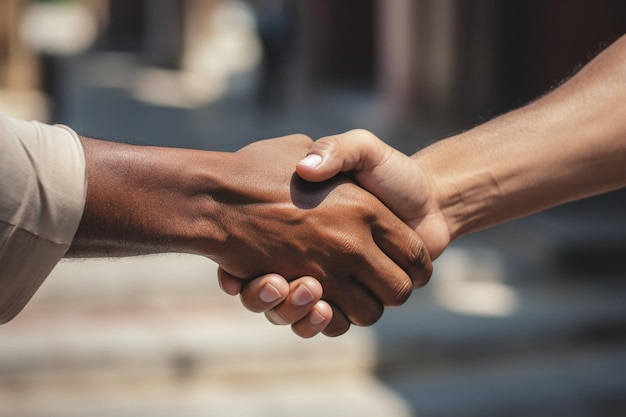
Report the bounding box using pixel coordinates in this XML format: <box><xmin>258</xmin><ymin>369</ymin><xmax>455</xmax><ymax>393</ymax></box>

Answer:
<box><xmin>3</xmin><ymin>35</ymin><xmax>625</xmax><ymax>335</ymax></box>
<box><xmin>216</xmin><ymin>130</ymin><xmax>442</xmax><ymax>337</ymax></box>
<box><xmin>204</xmin><ymin>31</ymin><xmax>626</xmax><ymax>338</ymax></box>
<box><xmin>68</xmin><ymin>33</ymin><xmax>626</xmax><ymax>338</ymax></box>
<box><xmin>75</xmin><ymin>129</ymin><xmax>447</xmax><ymax>338</ymax></box>
<box><xmin>214</xmin><ymin>130</ymin><xmax>446</xmax><ymax>338</ymax></box>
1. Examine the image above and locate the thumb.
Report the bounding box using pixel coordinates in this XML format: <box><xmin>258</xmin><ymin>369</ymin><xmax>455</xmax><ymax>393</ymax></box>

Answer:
<box><xmin>296</xmin><ymin>129</ymin><xmax>391</xmax><ymax>182</ymax></box>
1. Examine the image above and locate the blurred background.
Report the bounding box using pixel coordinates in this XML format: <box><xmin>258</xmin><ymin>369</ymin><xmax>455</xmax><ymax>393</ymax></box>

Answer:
<box><xmin>2</xmin><ymin>0</ymin><xmax>626</xmax><ymax>416</ymax></box>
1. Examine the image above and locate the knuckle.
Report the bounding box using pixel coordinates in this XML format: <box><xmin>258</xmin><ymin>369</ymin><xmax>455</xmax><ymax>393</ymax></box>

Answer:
<box><xmin>415</xmin><ymin>249</ymin><xmax>434</xmax><ymax>288</ymax></box>
<box><xmin>337</xmin><ymin>188</ymin><xmax>378</xmax><ymax>221</ymax></box>
<box><xmin>413</xmin><ymin>271</ymin><xmax>432</xmax><ymax>289</ymax></box>
<box><xmin>350</xmin><ymin>303</ymin><xmax>384</xmax><ymax>327</ymax></box>
<box><xmin>406</xmin><ymin>236</ymin><xmax>433</xmax><ymax>288</ymax></box>
<box><xmin>316</xmin><ymin>130</ymin><xmax>376</xmax><ymax>159</ymax></box>
<box><xmin>387</xmin><ymin>277</ymin><xmax>414</xmax><ymax>306</ymax></box>
<box><xmin>312</xmin><ymin>136</ymin><xmax>338</xmax><ymax>156</ymax></box>
<box><xmin>347</xmin><ymin>128</ymin><xmax>376</xmax><ymax>141</ymax></box>
<box><xmin>330</xmin><ymin>231</ymin><xmax>362</xmax><ymax>258</ymax></box>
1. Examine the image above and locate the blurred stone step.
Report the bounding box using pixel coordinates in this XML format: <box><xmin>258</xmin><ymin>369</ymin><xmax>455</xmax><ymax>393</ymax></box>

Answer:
<box><xmin>30</xmin><ymin>254</ymin><xmax>223</xmax><ymax>308</ymax></box>
<box><xmin>0</xmin><ymin>295</ymin><xmax>376</xmax><ymax>383</ymax></box>
<box><xmin>0</xmin><ymin>255</ymin><xmax>411</xmax><ymax>417</ymax></box>
<box><xmin>10</xmin><ymin>248</ymin><xmax>626</xmax><ymax>380</ymax></box>
<box><xmin>3</xmin><ymin>245</ymin><xmax>626</xmax><ymax>417</ymax></box>
<box><xmin>0</xmin><ymin>374</ymin><xmax>412</xmax><ymax>417</ymax></box>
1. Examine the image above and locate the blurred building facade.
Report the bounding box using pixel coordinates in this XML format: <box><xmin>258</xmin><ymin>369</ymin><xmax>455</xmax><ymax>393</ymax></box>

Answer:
<box><xmin>4</xmin><ymin>0</ymin><xmax>626</xmax><ymax>129</ymax></box>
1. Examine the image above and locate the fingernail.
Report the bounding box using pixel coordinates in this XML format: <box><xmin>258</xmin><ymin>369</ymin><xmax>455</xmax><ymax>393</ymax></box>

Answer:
<box><xmin>309</xmin><ymin>310</ymin><xmax>326</xmax><ymax>325</ymax></box>
<box><xmin>298</xmin><ymin>154</ymin><xmax>323</xmax><ymax>168</ymax></box>
<box><xmin>292</xmin><ymin>285</ymin><xmax>315</xmax><ymax>306</ymax></box>
<box><xmin>259</xmin><ymin>283</ymin><xmax>282</xmax><ymax>303</ymax></box>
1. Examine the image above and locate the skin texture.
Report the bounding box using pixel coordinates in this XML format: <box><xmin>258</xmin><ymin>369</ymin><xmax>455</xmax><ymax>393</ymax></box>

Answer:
<box><xmin>226</xmin><ymin>34</ymin><xmax>626</xmax><ymax>337</ymax></box>
<box><xmin>67</xmin><ymin>134</ymin><xmax>431</xmax><ymax>337</ymax></box>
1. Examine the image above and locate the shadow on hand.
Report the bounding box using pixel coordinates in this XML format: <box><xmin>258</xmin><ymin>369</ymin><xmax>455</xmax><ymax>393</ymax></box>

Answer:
<box><xmin>289</xmin><ymin>173</ymin><xmax>351</xmax><ymax>209</ymax></box>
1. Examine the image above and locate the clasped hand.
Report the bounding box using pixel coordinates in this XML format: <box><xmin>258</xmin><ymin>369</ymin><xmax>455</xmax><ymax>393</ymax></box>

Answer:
<box><xmin>208</xmin><ymin>134</ymin><xmax>432</xmax><ymax>337</ymax></box>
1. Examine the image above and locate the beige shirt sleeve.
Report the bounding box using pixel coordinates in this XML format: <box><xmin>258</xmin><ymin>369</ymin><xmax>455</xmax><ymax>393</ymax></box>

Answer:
<box><xmin>0</xmin><ymin>114</ymin><xmax>86</xmax><ymax>323</ymax></box>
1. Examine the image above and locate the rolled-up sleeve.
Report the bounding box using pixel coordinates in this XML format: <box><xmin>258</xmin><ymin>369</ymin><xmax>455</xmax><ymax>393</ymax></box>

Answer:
<box><xmin>0</xmin><ymin>114</ymin><xmax>86</xmax><ymax>323</ymax></box>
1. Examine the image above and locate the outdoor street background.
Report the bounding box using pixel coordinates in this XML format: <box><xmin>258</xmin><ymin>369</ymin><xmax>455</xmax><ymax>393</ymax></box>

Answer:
<box><xmin>1</xmin><ymin>1</ymin><xmax>626</xmax><ymax>416</ymax></box>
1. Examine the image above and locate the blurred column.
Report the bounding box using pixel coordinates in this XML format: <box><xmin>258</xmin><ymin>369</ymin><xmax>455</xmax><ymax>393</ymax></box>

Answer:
<box><xmin>0</xmin><ymin>0</ymin><xmax>48</xmax><ymax>121</ymax></box>
<box><xmin>143</xmin><ymin>0</ymin><xmax>184</xmax><ymax>68</ymax></box>
<box><xmin>249</xmin><ymin>0</ymin><xmax>295</xmax><ymax>106</ymax></box>
<box><xmin>0</xmin><ymin>0</ymin><xmax>39</xmax><ymax>91</ymax></box>
<box><xmin>378</xmin><ymin>0</ymin><xmax>499</xmax><ymax>128</ymax></box>
<box><xmin>291</xmin><ymin>0</ymin><xmax>375</xmax><ymax>90</ymax></box>
<box><xmin>377</xmin><ymin>0</ymin><xmax>420</xmax><ymax>122</ymax></box>
<box><xmin>98</xmin><ymin>0</ymin><xmax>144</xmax><ymax>52</ymax></box>
<box><xmin>182</xmin><ymin>0</ymin><xmax>221</xmax><ymax>65</ymax></box>
<box><xmin>98</xmin><ymin>0</ymin><xmax>184</xmax><ymax>67</ymax></box>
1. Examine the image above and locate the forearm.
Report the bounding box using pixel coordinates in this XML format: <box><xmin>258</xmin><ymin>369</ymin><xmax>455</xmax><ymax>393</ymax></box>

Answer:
<box><xmin>415</xmin><ymin>35</ymin><xmax>626</xmax><ymax>239</ymax></box>
<box><xmin>66</xmin><ymin>137</ymin><xmax>227</xmax><ymax>258</ymax></box>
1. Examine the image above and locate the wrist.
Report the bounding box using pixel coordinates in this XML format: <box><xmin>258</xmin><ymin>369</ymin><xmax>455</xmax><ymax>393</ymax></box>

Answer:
<box><xmin>68</xmin><ymin>138</ymin><xmax>227</xmax><ymax>257</ymax></box>
<box><xmin>411</xmin><ymin>129</ymin><xmax>502</xmax><ymax>242</ymax></box>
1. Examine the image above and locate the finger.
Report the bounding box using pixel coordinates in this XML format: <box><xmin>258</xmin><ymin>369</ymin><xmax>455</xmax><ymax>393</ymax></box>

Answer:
<box><xmin>351</xmin><ymin>246</ymin><xmax>415</xmax><ymax>308</ymax></box>
<box><xmin>217</xmin><ymin>267</ymin><xmax>244</xmax><ymax>296</ymax></box>
<box><xmin>319</xmin><ymin>272</ymin><xmax>384</xmax><ymax>327</ymax></box>
<box><xmin>291</xmin><ymin>300</ymin><xmax>333</xmax><ymax>338</ymax></box>
<box><xmin>370</xmin><ymin>210</ymin><xmax>433</xmax><ymax>291</ymax></box>
<box><xmin>238</xmin><ymin>273</ymin><xmax>290</xmax><ymax>313</ymax></box>
<box><xmin>322</xmin><ymin>304</ymin><xmax>351</xmax><ymax>337</ymax></box>
<box><xmin>296</xmin><ymin>129</ymin><xmax>391</xmax><ymax>182</ymax></box>
<box><xmin>264</xmin><ymin>277</ymin><xmax>323</xmax><ymax>325</ymax></box>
